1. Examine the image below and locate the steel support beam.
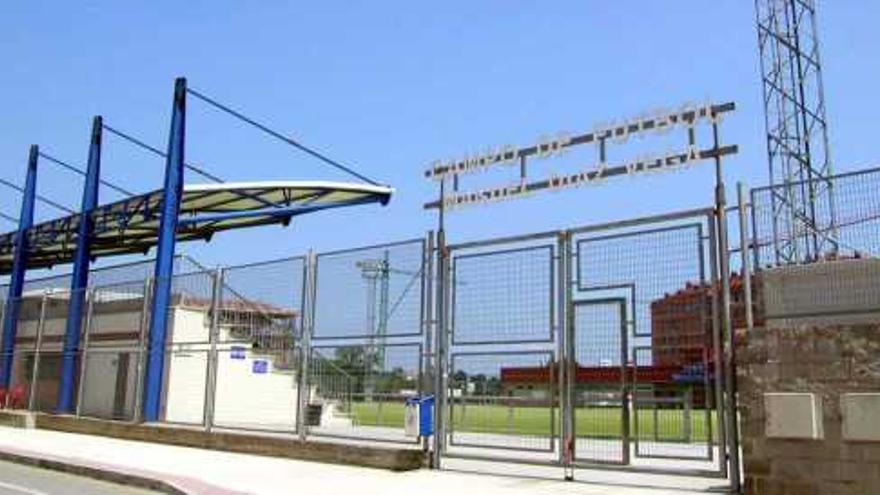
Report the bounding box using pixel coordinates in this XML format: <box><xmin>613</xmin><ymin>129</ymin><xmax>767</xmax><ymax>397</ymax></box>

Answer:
<box><xmin>57</xmin><ymin>116</ymin><xmax>103</xmax><ymax>413</ymax></box>
<box><xmin>142</xmin><ymin>78</ymin><xmax>187</xmax><ymax>422</ymax></box>
<box><xmin>0</xmin><ymin>145</ymin><xmax>39</xmax><ymax>388</ymax></box>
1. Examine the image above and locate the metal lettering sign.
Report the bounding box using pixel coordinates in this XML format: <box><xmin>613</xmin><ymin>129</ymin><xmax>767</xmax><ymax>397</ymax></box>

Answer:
<box><xmin>423</xmin><ymin>102</ymin><xmax>737</xmax><ymax>210</ymax></box>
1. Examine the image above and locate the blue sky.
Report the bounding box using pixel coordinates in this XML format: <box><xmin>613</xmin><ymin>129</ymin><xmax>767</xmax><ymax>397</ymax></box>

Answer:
<box><xmin>1</xmin><ymin>1</ymin><xmax>879</xmax><ymax>274</ymax></box>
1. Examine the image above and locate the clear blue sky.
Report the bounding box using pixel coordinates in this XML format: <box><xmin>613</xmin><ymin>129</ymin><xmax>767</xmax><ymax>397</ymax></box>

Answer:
<box><xmin>1</xmin><ymin>1</ymin><xmax>879</xmax><ymax>273</ymax></box>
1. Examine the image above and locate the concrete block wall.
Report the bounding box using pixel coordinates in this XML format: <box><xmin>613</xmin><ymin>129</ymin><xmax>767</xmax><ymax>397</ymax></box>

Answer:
<box><xmin>737</xmin><ymin>325</ymin><xmax>880</xmax><ymax>494</ymax></box>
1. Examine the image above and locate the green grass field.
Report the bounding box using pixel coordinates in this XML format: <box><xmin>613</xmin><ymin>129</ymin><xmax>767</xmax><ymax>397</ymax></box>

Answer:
<box><xmin>347</xmin><ymin>401</ymin><xmax>718</xmax><ymax>443</ymax></box>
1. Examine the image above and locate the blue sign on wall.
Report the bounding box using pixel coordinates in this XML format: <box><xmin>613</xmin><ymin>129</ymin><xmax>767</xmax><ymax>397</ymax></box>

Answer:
<box><xmin>252</xmin><ymin>360</ymin><xmax>269</xmax><ymax>374</ymax></box>
<box><xmin>231</xmin><ymin>346</ymin><xmax>246</xmax><ymax>360</ymax></box>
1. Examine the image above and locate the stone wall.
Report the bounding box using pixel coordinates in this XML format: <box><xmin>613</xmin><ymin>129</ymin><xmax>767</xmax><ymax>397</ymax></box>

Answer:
<box><xmin>737</xmin><ymin>325</ymin><xmax>880</xmax><ymax>494</ymax></box>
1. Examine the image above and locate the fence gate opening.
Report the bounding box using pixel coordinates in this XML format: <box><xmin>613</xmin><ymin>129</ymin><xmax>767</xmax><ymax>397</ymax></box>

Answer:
<box><xmin>439</xmin><ymin>208</ymin><xmax>731</xmax><ymax>477</ymax></box>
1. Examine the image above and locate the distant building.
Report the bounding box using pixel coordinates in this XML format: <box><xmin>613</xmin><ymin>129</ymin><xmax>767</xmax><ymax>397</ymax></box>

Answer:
<box><xmin>497</xmin><ymin>275</ymin><xmax>762</xmax><ymax>407</ymax></box>
<box><xmin>7</xmin><ymin>289</ymin><xmax>303</xmax><ymax>427</ymax></box>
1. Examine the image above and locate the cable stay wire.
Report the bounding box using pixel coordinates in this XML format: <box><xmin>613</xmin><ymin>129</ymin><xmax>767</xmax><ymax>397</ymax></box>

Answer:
<box><xmin>38</xmin><ymin>151</ymin><xmax>135</xmax><ymax>197</ymax></box>
<box><xmin>186</xmin><ymin>87</ymin><xmax>382</xmax><ymax>186</ymax></box>
<box><xmin>0</xmin><ymin>211</ymin><xmax>18</xmax><ymax>225</ymax></box>
<box><xmin>0</xmin><ymin>177</ymin><xmax>75</xmax><ymax>214</ymax></box>
<box><xmin>102</xmin><ymin>124</ymin><xmax>225</xmax><ymax>184</ymax></box>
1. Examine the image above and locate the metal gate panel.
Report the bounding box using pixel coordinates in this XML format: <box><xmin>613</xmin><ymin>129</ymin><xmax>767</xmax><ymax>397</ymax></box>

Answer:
<box><xmin>443</xmin><ymin>234</ymin><xmax>560</xmax><ymax>464</ymax></box>
<box><xmin>572</xmin><ymin>215</ymin><xmax>721</xmax><ymax>469</ymax></box>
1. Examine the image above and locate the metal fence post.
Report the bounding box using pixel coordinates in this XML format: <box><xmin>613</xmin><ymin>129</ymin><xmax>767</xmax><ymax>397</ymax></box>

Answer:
<box><xmin>431</xmin><ymin>229</ymin><xmax>447</xmax><ymax>469</ymax></box>
<box><xmin>204</xmin><ymin>268</ymin><xmax>223</xmax><ymax>432</ymax></box>
<box><xmin>423</xmin><ymin>231</ymin><xmax>435</xmax><ymax>455</ymax></box>
<box><xmin>738</xmin><ymin>183</ymin><xmax>755</xmax><ymax>331</ymax></box>
<box><xmin>28</xmin><ymin>292</ymin><xmax>49</xmax><ymax>411</ymax></box>
<box><xmin>132</xmin><ymin>279</ymin><xmax>152</xmax><ymax>423</ymax></box>
<box><xmin>708</xmin><ymin>213</ymin><xmax>729</xmax><ymax>479</ymax></box>
<box><xmin>558</xmin><ymin>231</ymin><xmax>574</xmax><ymax>480</ymax></box>
<box><xmin>716</xmin><ymin>183</ymin><xmax>742</xmax><ymax>491</ymax></box>
<box><xmin>296</xmin><ymin>250</ymin><xmax>316</xmax><ymax>441</ymax></box>
<box><xmin>75</xmin><ymin>289</ymin><xmax>96</xmax><ymax>417</ymax></box>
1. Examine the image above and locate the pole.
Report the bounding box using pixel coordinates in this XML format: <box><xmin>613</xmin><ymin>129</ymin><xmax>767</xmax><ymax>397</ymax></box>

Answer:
<box><xmin>28</xmin><ymin>292</ymin><xmax>49</xmax><ymax>411</ymax></box>
<box><xmin>713</xmin><ymin>120</ymin><xmax>741</xmax><ymax>492</ymax></box>
<box><xmin>0</xmin><ymin>145</ymin><xmax>39</xmax><ymax>388</ymax></box>
<box><xmin>738</xmin><ymin>183</ymin><xmax>755</xmax><ymax>331</ymax></box>
<box><xmin>431</xmin><ymin>178</ymin><xmax>447</xmax><ymax>469</ymax></box>
<box><xmin>297</xmin><ymin>250</ymin><xmax>316</xmax><ymax>441</ymax></box>
<box><xmin>143</xmin><ymin>77</ymin><xmax>187</xmax><ymax>422</ymax></box>
<box><xmin>204</xmin><ymin>268</ymin><xmax>223</xmax><ymax>432</ymax></box>
<box><xmin>58</xmin><ymin>116</ymin><xmax>103</xmax><ymax>413</ymax></box>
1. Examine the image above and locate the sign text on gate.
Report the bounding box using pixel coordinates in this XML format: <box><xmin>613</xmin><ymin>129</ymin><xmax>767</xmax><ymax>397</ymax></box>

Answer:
<box><xmin>423</xmin><ymin>102</ymin><xmax>737</xmax><ymax>210</ymax></box>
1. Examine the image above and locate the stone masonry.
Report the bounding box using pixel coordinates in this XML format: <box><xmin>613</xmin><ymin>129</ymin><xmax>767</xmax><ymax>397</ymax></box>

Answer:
<box><xmin>737</xmin><ymin>324</ymin><xmax>880</xmax><ymax>494</ymax></box>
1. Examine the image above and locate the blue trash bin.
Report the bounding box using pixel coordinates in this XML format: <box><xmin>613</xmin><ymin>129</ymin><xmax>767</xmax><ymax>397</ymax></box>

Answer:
<box><xmin>405</xmin><ymin>395</ymin><xmax>434</xmax><ymax>437</ymax></box>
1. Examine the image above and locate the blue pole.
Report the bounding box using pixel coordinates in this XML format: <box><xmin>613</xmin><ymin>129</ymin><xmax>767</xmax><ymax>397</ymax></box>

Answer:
<box><xmin>57</xmin><ymin>117</ymin><xmax>102</xmax><ymax>413</ymax></box>
<box><xmin>0</xmin><ymin>145</ymin><xmax>39</xmax><ymax>388</ymax></box>
<box><xmin>142</xmin><ymin>78</ymin><xmax>186</xmax><ymax>422</ymax></box>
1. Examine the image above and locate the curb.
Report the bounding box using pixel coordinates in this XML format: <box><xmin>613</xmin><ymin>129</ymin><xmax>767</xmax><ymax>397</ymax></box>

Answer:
<box><xmin>0</xmin><ymin>449</ymin><xmax>188</xmax><ymax>494</ymax></box>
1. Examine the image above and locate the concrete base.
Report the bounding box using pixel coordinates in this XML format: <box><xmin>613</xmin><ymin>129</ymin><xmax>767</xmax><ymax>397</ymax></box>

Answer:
<box><xmin>2</xmin><ymin>412</ymin><xmax>424</xmax><ymax>472</ymax></box>
<box><xmin>0</xmin><ymin>410</ymin><xmax>36</xmax><ymax>429</ymax></box>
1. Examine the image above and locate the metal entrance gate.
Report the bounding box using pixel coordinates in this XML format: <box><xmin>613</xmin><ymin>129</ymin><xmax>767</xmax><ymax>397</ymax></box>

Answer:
<box><xmin>439</xmin><ymin>208</ymin><xmax>732</xmax><ymax>477</ymax></box>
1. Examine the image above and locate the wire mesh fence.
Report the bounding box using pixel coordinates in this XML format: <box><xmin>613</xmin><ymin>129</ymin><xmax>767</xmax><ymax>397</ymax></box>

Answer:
<box><xmin>748</xmin><ymin>167</ymin><xmax>880</xmax><ymax>326</ymax></box>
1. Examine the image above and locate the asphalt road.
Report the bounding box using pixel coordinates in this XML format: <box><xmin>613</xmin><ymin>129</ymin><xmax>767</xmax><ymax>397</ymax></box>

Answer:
<box><xmin>0</xmin><ymin>460</ymin><xmax>161</xmax><ymax>495</ymax></box>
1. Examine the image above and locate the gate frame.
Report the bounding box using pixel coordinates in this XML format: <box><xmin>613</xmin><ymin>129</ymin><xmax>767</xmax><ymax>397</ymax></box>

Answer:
<box><xmin>435</xmin><ymin>207</ymin><xmax>736</xmax><ymax>481</ymax></box>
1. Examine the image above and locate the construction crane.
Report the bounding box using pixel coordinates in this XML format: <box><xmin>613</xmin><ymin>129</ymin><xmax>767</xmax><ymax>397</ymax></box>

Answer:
<box><xmin>755</xmin><ymin>0</ymin><xmax>836</xmax><ymax>264</ymax></box>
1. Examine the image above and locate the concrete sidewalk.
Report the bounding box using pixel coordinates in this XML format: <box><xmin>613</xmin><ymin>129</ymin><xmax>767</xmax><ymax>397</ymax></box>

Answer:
<box><xmin>0</xmin><ymin>427</ymin><xmax>729</xmax><ymax>495</ymax></box>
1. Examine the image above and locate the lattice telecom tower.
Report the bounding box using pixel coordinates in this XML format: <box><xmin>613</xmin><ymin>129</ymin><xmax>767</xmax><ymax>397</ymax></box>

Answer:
<box><xmin>755</xmin><ymin>0</ymin><xmax>836</xmax><ymax>263</ymax></box>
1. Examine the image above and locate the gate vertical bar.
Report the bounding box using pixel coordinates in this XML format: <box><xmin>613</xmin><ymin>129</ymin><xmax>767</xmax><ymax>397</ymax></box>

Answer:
<box><xmin>27</xmin><ymin>292</ymin><xmax>48</xmax><ymax>411</ymax></box>
<box><xmin>204</xmin><ymin>268</ymin><xmax>223</xmax><ymax>432</ymax></box>
<box><xmin>59</xmin><ymin>116</ymin><xmax>103</xmax><ymax>413</ymax></box>
<box><xmin>297</xmin><ymin>249</ymin><xmax>316</xmax><ymax>441</ymax></box>
<box><xmin>559</xmin><ymin>231</ymin><xmax>574</xmax><ymax>479</ymax></box>
<box><xmin>738</xmin><ymin>183</ymin><xmax>755</xmax><ymax>331</ymax></box>
<box><xmin>143</xmin><ymin>77</ymin><xmax>187</xmax><ymax>422</ymax></box>
<box><xmin>0</xmin><ymin>145</ymin><xmax>39</xmax><ymax>388</ymax></box>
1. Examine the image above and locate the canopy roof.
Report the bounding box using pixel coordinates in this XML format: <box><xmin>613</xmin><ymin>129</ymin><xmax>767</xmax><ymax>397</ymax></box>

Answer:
<box><xmin>0</xmin><ymin>181</ymin><xmax>392</xmax><ymax>274</ymax></box>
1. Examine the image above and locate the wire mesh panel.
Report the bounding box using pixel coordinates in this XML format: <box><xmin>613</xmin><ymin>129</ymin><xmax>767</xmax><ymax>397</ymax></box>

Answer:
<box><xmin>452</xmin><ymin>246</ymin><xmax>554</xmax><ymax>344</ymax></box>
<box><xmin>222</xmin><ymin>258</ymin><xmax>305</xmax><ymax>346</ymax></box>
<box><xmin>307</xmin><ymin>343</ymin><xmax>422</xmax><ymax>443</ymax></box>
<box><xmin>167</xmin><ymin>271</ymin><xmax>216</xmax><ymax>345</ymax></box>
<box><xmin>213</xmin><ymin>347</ymin><xmax>298</xmax><ymax>432</ymax></box>
<box><xmin>89</xmin><ymin>283</ymin><xmax>148</xmax><ymax>349</ymax></box>
<box><xmin>572</xmin><ymin>299</ymin><xmax>627</xmax><ymax>465</ymax></box>
<box><xmin>632</xmin><ymin>347</ymin><xmax>714</xmax><ymax>461</ymax></box>
<box><xmin>751</xmin><ymin>167</ymin><xmax>880</xmax><ymax>268</ymax></box>
<box><xmin>162</xmin><ymin>348</ymin><xmax>209</xmax><ymax>425</ymax></box>
<box><xmin>313</xmin><ymin>240</ymin><xmax>424</xmax><ymax>340</ymax></box>
<box><xmin>6</xmin><ymin>350</ymin><xmax>35</xmax><ymax>410</ymax></box>
<box><xmin>79</xmin><ymin>348</ymin><xmax>140</xmax><ymax>421</ymax></box>
<box><xmin>449</xmin><ymin>352</ymin><xmax>556</xmax><ymax>453</ymax></box>
<box><xmin>212</xmin><ymin>257</ymin><xmax>305</xmax><ymax>432</ymax></box>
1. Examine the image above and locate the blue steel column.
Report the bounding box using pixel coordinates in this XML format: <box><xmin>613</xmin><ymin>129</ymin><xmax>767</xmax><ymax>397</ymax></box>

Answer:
<box><xmin>142</xmin><ymin>78</ymin><xmax>186</xmax><ymax>422</ymax></box>
<box><xmin>0</xmin><ymin>145</ymin><xmax>39</xmax><ymax>388</ymax></box>
<box><xmin>57</xmin><ymin>116</ymin><xmax>103</xmax><ymax>412</ymax></box>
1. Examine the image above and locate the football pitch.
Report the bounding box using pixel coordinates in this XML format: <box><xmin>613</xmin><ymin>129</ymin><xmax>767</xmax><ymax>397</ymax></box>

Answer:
<box><xmin>348</xmin><ymin>402</ymin><xmax>717</xmax><ymax>443</ymax></box>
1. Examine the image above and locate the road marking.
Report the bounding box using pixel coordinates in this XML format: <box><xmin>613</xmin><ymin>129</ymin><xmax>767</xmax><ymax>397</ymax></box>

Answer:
<box><xmin>0</xmin><ymin>480</ymin><xmax>49</xmax><ymax>495</ymax></box>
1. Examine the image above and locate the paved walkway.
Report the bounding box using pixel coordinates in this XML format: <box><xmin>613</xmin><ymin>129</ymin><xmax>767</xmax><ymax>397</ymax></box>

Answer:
<box><xmin>0</xmin><ymin>427</ymin><xmax>730</xmax><ymax>495</ymax></box>
<box><xmin>0</xmin><ymin>460</ymin><xmax>160</xmax><ymax>495</ymax></box>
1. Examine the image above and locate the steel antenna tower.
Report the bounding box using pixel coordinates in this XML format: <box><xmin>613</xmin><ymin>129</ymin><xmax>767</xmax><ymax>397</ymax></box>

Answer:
<box><xmin>755</xmin><ymin>0</ymin><xmax>836</xmax><ymax>264</ymax></box>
